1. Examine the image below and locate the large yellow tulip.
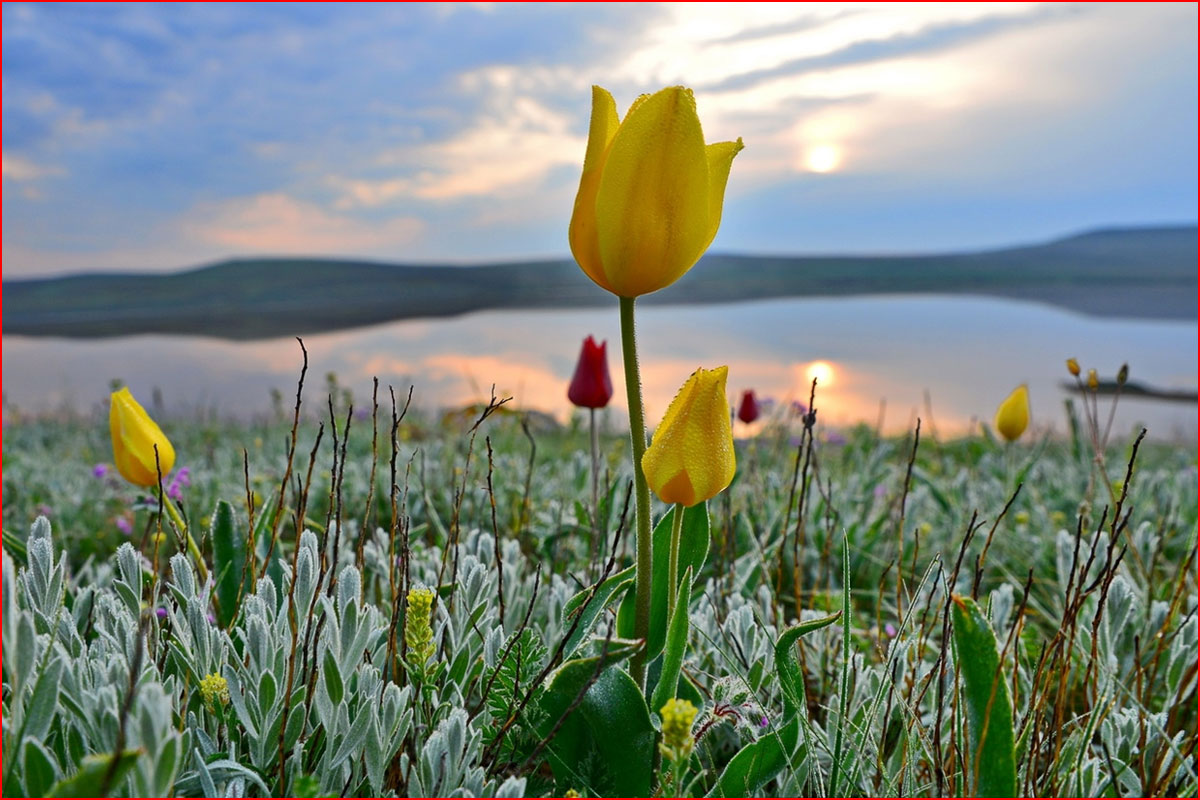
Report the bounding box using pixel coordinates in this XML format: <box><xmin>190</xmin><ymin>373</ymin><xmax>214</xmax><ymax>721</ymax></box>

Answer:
<box><xmin>569</xmin><ymin>85</ymin><xmax>743</xmax><ymax>298</ymax></box>
<box><xmin>110</xmin><ymin>387</ymin><xmax>175</xmax><ymax>486</ymax></box>
<box><xmin>994</xmin><ymin>384</ymin><xmax>1030</xmax><ymax>442</ymax></box>
<box><xmin>642</xmin><ymin>366</ymin><xmax>736</xmax><ymax>507</ymax></box>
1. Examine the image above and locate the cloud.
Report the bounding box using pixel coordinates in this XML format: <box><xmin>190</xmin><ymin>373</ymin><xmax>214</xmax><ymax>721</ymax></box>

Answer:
<box><xmin>2</xmin><ymin>154</ymin><xmax>64</xmax><ymax>181</ymax></box>
<box><xmin>182</xmin><ymin>193</ymin><xmax>425</xmax><ymax>254</ymax></box>
<box><xmin>333</xmin><ymin>91</ymin><xmax>585</xmax><ymax>206</ymax></box>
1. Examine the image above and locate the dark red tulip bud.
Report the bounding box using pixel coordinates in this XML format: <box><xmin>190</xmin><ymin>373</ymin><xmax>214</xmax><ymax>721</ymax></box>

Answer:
<box><xmin>568</xmin><ymin>335</ymin><xmax>613</xmax><ymax>409</ymax></box>
<box><xmin>737</xmin><ymin>389</ymin><xmax>760</xmax><ymax>425</ymax></box>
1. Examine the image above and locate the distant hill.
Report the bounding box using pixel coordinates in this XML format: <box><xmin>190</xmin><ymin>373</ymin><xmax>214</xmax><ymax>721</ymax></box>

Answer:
<box><xmin>4</xmin><ymin>225</ymin><xmax>1194</xmax><ymax>340</ymax></box>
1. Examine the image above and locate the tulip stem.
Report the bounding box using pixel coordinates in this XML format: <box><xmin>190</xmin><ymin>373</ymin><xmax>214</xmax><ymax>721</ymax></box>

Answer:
<box><xmin>666</xmin><ymin>502</ymin><xmax>684</xmax><ymax>621</ymax></box>
<box><xmin>589</xmin><ymin>406</ymin><xmax>600</xmax><ymax>571</ymax></box>
<box><xmin>159</xmin><ymin>488</ymin><xmax>209</xmax><ymax>586</ymax></box>
<box><xmin>619</xmin><ymin>295</ymin><xmax>654</xmax><ymax>688</ymax></box>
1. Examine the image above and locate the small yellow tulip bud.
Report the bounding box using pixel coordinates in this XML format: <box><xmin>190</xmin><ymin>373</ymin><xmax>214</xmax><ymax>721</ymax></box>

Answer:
<box><xmin>569</xmin><ymin>85</ymin><xmax>743</xmax><ymax>298</ymax></box>
<box><xmin>1087</xmin><ymin>369</ymin><xmax>1099</xmax><ymax>390</ymax></box>
<box><xmin>642</xmin><ymin>367</ymin><xmax>736</xmax><ymax>507</ymax></box>
<box><xmin>994</xmin><ymin>384</ymin><xmax>1030</xmax><ymax>442</ymax></box>
<box><xmin>109</xmin><ymin>387</ymin><xmax>175</xmax><ymax>486</ymax></box>
<box><xmin>1066</xmin><ymin>358</ymin><xmax>1080</xmax><ymax>376</ymax></box>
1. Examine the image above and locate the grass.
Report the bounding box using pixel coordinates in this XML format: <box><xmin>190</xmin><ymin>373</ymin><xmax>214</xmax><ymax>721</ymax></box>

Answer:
<box><xmin>2</xmin><ymin>369</ymin><xmax>1196</xmax><ymax>797</ymax></box>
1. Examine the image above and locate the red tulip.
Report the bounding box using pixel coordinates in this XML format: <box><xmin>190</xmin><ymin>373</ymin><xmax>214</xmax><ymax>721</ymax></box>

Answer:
<box><xmin>737</xmin><ymin>389</ymin><xmax>760</xmax><ymax>425</ymax></box>
<box><xmin>568</xmin><ymin>335</ymin><xmax>613</xmax><ymax>409</ymax></box>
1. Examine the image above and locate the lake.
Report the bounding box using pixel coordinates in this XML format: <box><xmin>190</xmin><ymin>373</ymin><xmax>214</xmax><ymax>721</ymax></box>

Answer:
<box><xmin>3</xmin><ymin>293</ymin><xmax>1196</xmax><ymax>440</ymax></box>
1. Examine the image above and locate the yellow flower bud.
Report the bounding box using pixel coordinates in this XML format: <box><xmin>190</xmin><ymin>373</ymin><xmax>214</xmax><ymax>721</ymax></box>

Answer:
<box><xmin>405</xmin><ymin>586</ymin><xmax>436</xmax><ymax>675</ymax></box>
<box><xmin>199</xmin><ymin>672</ymin><xmax>229</xmax><ymax>710</ymax></box>
<box><xmin>642</xmin><ymin>367</ymin><xmax>736</xmax><ymax>507</ymax></box>
<box><xmin>109</xmin><ymin>388</ymin><xmax>175</xmax><ymax>486</ymax></box>
<box><xmin>1087</xmin><ymin>369</ymin><xmax>1099</xmax><ymax>390</ymax></box>
<box><xmin>1066</xmin><ymin>358</ymin><xmax>1080</xmax><ymax>376</ymax></box>
<box><xmin>659</xmin><ymin>698</ymin><xmax>698</xmax><ymax>762</ymax></box>
<box><xmin>994</xmin><ymin>384</ymin><xmax>1030</xmax><ymax>442</ymax></box>
<box><xmin>569</xmin><ymin>85</ymin><xmax>743</xmax><ymax>298</ymax></box>
<box><xmin>1117</xmin><ymin>363</ymin><xmax>1129</xmax><ymax>385</ymax></box>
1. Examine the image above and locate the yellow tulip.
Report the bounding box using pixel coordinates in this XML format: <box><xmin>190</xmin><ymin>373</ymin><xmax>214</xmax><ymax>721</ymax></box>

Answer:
<box><xmin>109</xmin><ymin>387</ymin><xmax>175</xmax><ymax>486</ymax></box>
<box><xmin>642</xmin><ymin>366</ymin><xmax>736</xmax><ymax>506</ymax></box>
<box><xmin>994</xmin><ymin>384</ymin><xmax>1030</xmax><ymax>442</ymax></box>
<box><xmin>569</xmin><ymin>85</ymin><xmax>743</xmax><ymax>298</ymax></box>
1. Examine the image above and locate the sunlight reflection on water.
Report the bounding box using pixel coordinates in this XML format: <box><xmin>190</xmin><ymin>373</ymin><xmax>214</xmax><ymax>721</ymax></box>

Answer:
<box><xmin>4</xmin><ymin>294</ymin><xmax>1196</xmax><ymax>440</ymax></box>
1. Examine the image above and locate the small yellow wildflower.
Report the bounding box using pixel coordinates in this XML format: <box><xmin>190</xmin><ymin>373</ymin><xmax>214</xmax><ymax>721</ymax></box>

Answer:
<box><xmin>405</xmin><ymin>586</ymin><xmax>436</xmax><ymax>677</ymax></box>
<box><xmin>199</xmin><ymin>672</ymin><xmax>229</xmax><ymax>710</ymax></box>
<box><xmin>659</xmin><ymin>698</ymin><xmax>698</xmax><ymax>762</ymax></box>
<box><xmin>1087</xmin><ymin>369</ymin><xmax>1099</xmax><ymax>390</ymax></box>
<box><xmin>1066</xmin><ymin>358</ymin><xmax>1080</xmax><ymax>377</ymax></box>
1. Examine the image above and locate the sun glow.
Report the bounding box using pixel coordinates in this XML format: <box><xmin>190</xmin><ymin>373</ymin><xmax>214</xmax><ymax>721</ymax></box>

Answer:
<box><xmin>803</xmin><ymin>144</ymin><xmax>842</xmax><ymax>173</ymax></box>
<box><xmin>805</xmin><ymin>360</ymin><xmax>836</xmax><ymax>387</ymax></box>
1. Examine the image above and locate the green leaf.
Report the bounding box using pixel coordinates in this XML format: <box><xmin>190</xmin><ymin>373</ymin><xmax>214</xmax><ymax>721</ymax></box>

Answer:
<box><xmin>211</xmin><ymin>500</ymin><xmax>247</xmax><ymax>628</ymax></box>
<box><xmin>774</xmin><ymin>611</ymin><xmax>841</xmax><ymax>717</ymax></box>
<box><xmin>323</xmin><ymin>649</ymin><xmax>344</xmax><ymax>707</ymax></box>
<box><xmin>538</xmin><ymin>660</ymin><xmax>655</xmax><ymax>797</ymax></box>
<box><xmin>650</xmin><ymin>567</ymin><xmax>692</xmax><ymax>713</ymax></box>
<box><xmin>23</xmin><ymin>739</ymin><xmax>60</xmax><ymax>798</ymax></box>
<box><xmin>709</xmin><ymin>717</ymin><xmax>802</xmax><ymax>797</ymax></box>
<box><xmin>47</xmin><ymin>749</ymin><xmax>142</xmax><ymax>797</ymax></box>
<box><xmin>561</xmin><ymin>573</ymin><xmax>634</xmax><ymax>659</ymax></box>
<box><xmin>952</xmin><ymin>594</ymin><xmax>1017</xmax><ymax>798</ymax></box>
<box><xmin>25</xmin><ymin>656</ymin><xmax>64</xmax><ymax>742</ymax></box>
<box><xmin>616</xmin><ymin>503</ymin><xmax>709</xmax><ymax>657</ymax></box>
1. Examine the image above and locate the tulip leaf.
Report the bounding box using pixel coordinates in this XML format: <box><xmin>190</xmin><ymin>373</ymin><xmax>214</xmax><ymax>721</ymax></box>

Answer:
<box><xmin>616</xmin><ymin>503</ymin><xmax>709</xmax><ymax>656</ymax></box>
<box><xmin>650</xmin><ymin>566</ymin><xmax>692</xmax><ymax>713</ymax></box>
<box><xmin>211</xmin><ymin>500</ymin><xmax>248</xmax><ymax>628</ymax></box>
<box><xmin>561</xmin><ymin>572</ymin><xmax>634</xmax><ymax>659</ymax></box>
<box><xmin>951</xmin><ymin>594</ymin><xmax>1017</xmax><ymax>798</ymax></box>
<box><xmin>537</xmin><ymin>656</ymin><xmax>654</xmax><ymax>797</ymax></box>
<box><xmin>709</xmin><ymin>716</ymin><xmax>803</xmax><ymax>798</ymax></box>
<box><xmin>47</xmin><ymin>749</ymin><xmax>142</xmax><ymax>797</ymax></box>
<box><xmin>775</xmin><ymin>611</ymin><xmax>842</xmax><ymax>718</ymax></box>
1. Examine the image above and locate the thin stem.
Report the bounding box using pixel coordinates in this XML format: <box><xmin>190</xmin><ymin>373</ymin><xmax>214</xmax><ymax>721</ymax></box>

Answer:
<box><xmin>159</xmin><ymin>487</ymin><xmax>209</xmax><ymax>585</ymax></box>
<box><xmin>589</xmin><ymin>406</ymin><xmax>600</xmax><ymax>570</ymax></box>
<box><xmin>667</xmin><ymin>502</ymin><xmax>685</xmax><ymax>620</ymax></box>
<box><xmin>619</xmin><ymin>295</ymin><xmax>654</xmax><ymax>688</ymax></box>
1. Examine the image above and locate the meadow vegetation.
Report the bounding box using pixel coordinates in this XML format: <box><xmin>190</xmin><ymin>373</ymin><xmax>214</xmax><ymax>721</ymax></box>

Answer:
<box><xmin>2</xmin><ymin>365</ymin><xmax>1196</xmax><ymax>797</ymax></box>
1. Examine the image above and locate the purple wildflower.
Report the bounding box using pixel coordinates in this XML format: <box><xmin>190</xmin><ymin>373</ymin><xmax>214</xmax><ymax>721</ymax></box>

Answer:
<box><xmin>884</xmin><ymin>623</ymin><xmax>898</xmax><ymax>638</ymax></box>
<box><xmin>206</xmin><ymin>613</ymin><xmax>216</xmax><ymax>625</ymax></box>
<box><xmin>825</xmin><ymin>431</ymin><xmax>847</xmax><ymax>446</ymax></box>
<box><xmin>874</xmin><ymin>484</ymin><xmax>887</xmax><ymax>498</ymax></box>
<box><xmin>759</xmin><ymin>716</ymin><xmax>769</xmax><ymax>728</ymax></box>
<box><xmin>93</xmin><ymin>463</ymin><xmax>109</xmax><ymax>478</ymax></box>
<box><xmin>37</xmin><ymin>504</ymin><xmax>53</xmax><ymax>518</ymax></box>
<box><xmin>167</xmin><ymin>481</ymin><xmax>184</xmax><ymax>502</ymax></box>
<box><xmin>790</xmin><ymin>400</ymin><xmax>808</xmax><ymax>417</ymax></box>
<box><xmin>156</xmin><ymin>607</ymin><xmax>169</xmax><ymax>620</ymax></box>
<box><xmin>174</xmin><ymin>466</ymin><xmax>191</xmax><ymax>488</ymax></box>
<box><xmin>115</xmin><ymin>516</ymin><xmax>134</xmax><ymax>535</ymax></box>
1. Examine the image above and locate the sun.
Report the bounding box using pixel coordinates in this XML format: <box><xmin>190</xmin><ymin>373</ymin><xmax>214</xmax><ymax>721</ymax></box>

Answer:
<box><xmin>804</xmin><ymin>360</ymin><xmax>836</xmax><ymax>387</ymax></box>
<box><xmin>804</xmin><ymin>144</ymin><xmax>842</xmax><ymax>173</ymax></box>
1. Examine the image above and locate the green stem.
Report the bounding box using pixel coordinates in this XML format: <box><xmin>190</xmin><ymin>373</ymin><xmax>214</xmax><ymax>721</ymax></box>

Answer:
<box><xmin>159</xmin><ymin>488</ymin><xmax>209</xmax><ymax>586</ymax></box>
<box><xmin>619</xmin><ymin>295</ymin><xmax>654</xmax><ymax>688</ymax></box>
<box><xmin>666</xmin><ymin>502</ymin><xmax>684</xmax><ymax>620</ymax></box>
<box><xmin>589</xmin><ymin>406</ymin><xmax>600</xmax><ymax>570</ymax></box>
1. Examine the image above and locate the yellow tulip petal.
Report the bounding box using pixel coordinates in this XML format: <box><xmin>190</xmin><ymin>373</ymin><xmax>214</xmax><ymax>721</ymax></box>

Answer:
<box><xmin>110</xmin><ymin>387</ymin><xmax>176</xmax><ymax>486</ymax></box>
<box><xmin>569</xmin><ymin>87</ymin><xmax>621</xmax><ymax>293</ymax></box>
<box><xmin>595</xmin><ymin>86</ymin><xmax>711</xmax><ymax>297</ymax></box>
<box><xmin>994</xmin><ymin>384</ymin><xmax>1030</xmax><ymax>442</ymax></box>
<box><xmin>642</xmin><ymin>366</ymin><xmax>736</xmax><ymax>507</ymax></box>
<box><xmin>700</xmin><ymin>139</ymin><xmax>744</xmax><ymax>253</ymax></box>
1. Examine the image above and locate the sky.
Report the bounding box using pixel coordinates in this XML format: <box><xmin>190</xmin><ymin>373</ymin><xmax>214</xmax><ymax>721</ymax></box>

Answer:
<box><xmin>2</xmin><ymin>2</ymin><xmax>1196</xmax><ymax>278</ymax></box>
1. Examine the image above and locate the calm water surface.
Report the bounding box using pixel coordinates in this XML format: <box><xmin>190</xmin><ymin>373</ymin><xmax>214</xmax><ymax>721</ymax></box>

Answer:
<box><xmin>4</xmin><ymin>294</ymin><xmax>1196</xmax><ymax>440</ymax></box>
